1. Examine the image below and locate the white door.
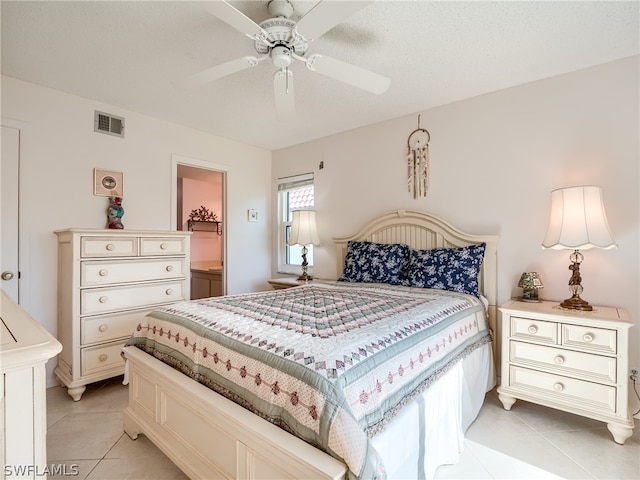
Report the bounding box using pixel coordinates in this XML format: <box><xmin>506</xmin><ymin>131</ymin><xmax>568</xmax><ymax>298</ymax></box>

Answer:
<box><xmin>1</xmin><ymin>125</ymin><xmax>20</xmax><ymax>303</ymax></box>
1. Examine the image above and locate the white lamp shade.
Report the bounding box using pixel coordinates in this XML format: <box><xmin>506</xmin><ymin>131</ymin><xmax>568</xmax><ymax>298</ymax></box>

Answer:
<box><xmin>541</xmin><ymin>185</ymin><xmax>616</xmax><ymax>251</ymax></box>
<box><xmin>288</xmin><ymin>210</ymin><xmax>320</xmax><ymax>246</ymax></box>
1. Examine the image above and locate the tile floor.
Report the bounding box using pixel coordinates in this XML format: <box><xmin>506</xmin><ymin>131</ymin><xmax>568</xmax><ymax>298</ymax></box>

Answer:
<box><xmin>46</xmin><ymin>377</ymin><xmax>639</xmax><ymax>479</ymax></box>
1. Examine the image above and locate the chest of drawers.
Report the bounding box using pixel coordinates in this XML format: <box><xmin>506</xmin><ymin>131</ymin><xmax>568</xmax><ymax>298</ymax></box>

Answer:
<box><xmin>497</xmin><ymin>299</ymin><xmax>634</xmax><ymax>444</ymax></box>
<box><xmin>54</xmin><ymin>229</ymin><xmax>190</xmax><ymax>400</ymax></box>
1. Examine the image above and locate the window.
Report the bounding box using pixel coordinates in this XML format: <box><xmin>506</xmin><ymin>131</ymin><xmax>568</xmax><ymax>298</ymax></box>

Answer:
<box><xmin>277</xmin><ymin>173</ymin><xmax>314</xmax><ymax>274</ymax></box>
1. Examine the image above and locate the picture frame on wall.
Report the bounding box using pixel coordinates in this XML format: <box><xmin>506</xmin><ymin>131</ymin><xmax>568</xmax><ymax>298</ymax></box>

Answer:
<box><xmin>94</xmin><ymin>168</ymin><xmax>124</xmax><ymax>197</ymax></box>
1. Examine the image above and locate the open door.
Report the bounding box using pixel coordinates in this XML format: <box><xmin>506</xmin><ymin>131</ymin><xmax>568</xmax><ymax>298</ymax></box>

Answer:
<box><xmin>174</xmin><ymin>158</ymin><xmax>227</xmax><ymax>299</ymax></box>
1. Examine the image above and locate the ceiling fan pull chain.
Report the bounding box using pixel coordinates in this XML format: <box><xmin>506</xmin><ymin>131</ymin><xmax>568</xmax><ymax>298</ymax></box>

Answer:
<box><xmin>285</xmin><ymin>67</ymin><xmax>290</xmax><ymax>95</ymax></box>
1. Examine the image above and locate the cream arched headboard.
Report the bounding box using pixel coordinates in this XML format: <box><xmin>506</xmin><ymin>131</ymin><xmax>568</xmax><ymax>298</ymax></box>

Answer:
<box><xmin>333</xmin><ymin>209</ymin><xmax>499</xmax><ymax>339</ymax></box>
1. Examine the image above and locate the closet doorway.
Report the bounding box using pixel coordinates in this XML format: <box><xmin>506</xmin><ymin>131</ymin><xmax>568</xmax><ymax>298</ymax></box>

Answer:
<box><xmin>176</xmin><ymin>162</ymin><xmax>226</xmax><ymax>299</ymax></box>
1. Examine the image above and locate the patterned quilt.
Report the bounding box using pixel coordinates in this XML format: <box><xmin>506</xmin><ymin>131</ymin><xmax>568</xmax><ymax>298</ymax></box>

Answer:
<box><xmin>126</xmin><ymin>281</ymin><xmax>491</xmax><ymax>480</ymax></box>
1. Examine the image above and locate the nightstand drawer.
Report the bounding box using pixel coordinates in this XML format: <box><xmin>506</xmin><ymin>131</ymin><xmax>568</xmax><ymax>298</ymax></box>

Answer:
<box><xmin>81</xmin><ymin>281</ymin><xmax>185</xmax><ymax>315</ymax></box>
<box><xmin>509</xmin><ymin>366</ymin><xmax>616</xmax><ymax>415</ymax></box>
<box><xmin>561</xmin><ymin>323</ymin><xmax>616</xmax><ymax>355</ymax></box>
<box><xmin>81</xmin><ymin>236</ymin><xmax>138</xmax><ymax>257</ymax></box>
<box><xmin>81</xmin><ymin>309</ymin><xmax>151</xmax><ymax>345</ymax></box>
<box><xmin>81</xmin><ymin>341</ymin><xmax>126</xmax><ymax>376</ymax></box>
<box><xmin>509</xmin><ymin>341</ymin><xmax>616</xmax><ymax>384</ymax></box>
<box><xmin>140</xmin><ymin>237</ymin><xmax>187</xmax><ymax>256</ymax></box>
<box><xmin>81</xmin><ymin>259</ymin><xmax>186</xmax><ymax>286</ymax></box>
<box><xmin>510</xmin><ymin>316</ymin><xmax>557</xmax><ymax>345</ymax></box>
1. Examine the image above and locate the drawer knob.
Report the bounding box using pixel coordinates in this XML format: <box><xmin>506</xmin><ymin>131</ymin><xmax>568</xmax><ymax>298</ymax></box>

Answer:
<box><xmin>99</xmin><ymin>354</ymin><xmax>108</xmax><ymax>362</ymax></box>
<box><xmin>166</xmin><ymin>265</ymin><xmax>173</xmax><ymax>272</ymax></box>
<box><xmin>582</xmin><ymin>333</ymin><xmax>594</xmax><ymax>343</ymax></box>
<box><xmin>553</xmin><ymin>382</ymin><xmax>564</xmax><ymax>392</ymax></box>
<box><xmin>99</xmin><ymin>296</ymin><xmax>108</xmax><ymax>303</ymax></box>
<box><xmin>98</xmin><ymin>324</ymin><xmax>108</xmax><ymax>332</ymax></box>
<box><xmin>106</xmin><ymin>243</ymin><xmax>115</xmax><ymax>251</ymax></box>
<box><xmin>527</xmin><ymin>325</ymin><xmax>538</xmax><ymax>335</ymax></box>
<box><xmin>160</xmin><ymin>243</ymin><xmax>168</xmax><ymax>250</ymax></box>
<box><xmin>99</xmin><ymin>269</ymin><xmax>108</xmax><ymax>277</ymax></box>
<box><xmin>554</xmin><ymin>355</ymin><xmax>565</xmax><ymax>365</ymax></box>
<box><xmin>165</xmin><ymin>289</ymin><xmax>173</xmax><ymax>295</ymax></box>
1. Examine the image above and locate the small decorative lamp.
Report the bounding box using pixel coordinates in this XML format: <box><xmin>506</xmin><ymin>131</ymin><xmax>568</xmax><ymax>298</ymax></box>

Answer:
<box><xmin>518</xmin><ymin>272</ymin><xmax>543</xmax><ymax>302</ymax></box>
<box><xmin>287</xmin><ymin>210</ymin><xmax>321</xmax><ymax>282</ymax></box>
<box><xmin>541</xmin><ymin>185</ymin><xmax>616</xmax><ymax>311</ymax></box>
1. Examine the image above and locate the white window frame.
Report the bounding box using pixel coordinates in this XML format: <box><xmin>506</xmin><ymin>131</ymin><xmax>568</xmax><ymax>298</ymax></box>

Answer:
<box><xmin>276</xmin><ymin>173</ymin><xmax>314</xmax><ymax>275</ymax></box>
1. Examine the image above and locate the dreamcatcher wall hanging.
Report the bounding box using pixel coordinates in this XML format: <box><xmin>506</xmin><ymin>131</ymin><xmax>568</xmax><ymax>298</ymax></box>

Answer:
<box><xmin>406</xmin><ymin>115</ymin><xmax>431</xmax><ymax>198</ymax></box>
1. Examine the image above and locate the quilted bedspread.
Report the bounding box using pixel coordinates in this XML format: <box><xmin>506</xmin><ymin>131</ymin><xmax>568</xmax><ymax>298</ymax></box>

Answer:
<box><xmin>126</xmin><ymin>281</ymin><xmax>491</xmax><ymax>480</ymax></box>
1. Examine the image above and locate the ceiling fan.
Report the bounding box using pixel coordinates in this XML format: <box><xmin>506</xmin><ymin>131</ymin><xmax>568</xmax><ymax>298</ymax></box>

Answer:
<box><xmin>178</xmin><ymin>0</ymin><xmax>391</xmax><ymax>121</ymax></box>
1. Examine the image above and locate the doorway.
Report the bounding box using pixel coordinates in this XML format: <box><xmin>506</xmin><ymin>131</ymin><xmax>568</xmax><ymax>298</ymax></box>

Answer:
<box><xmin>1</xmin><ymin>124</ymin><xmax>20</xmax><ymax>303</ymax></box>
<box><xmin>176</xmin><ymin>163</ymin><xmax>226</xmax><ymax>299</ymax></box>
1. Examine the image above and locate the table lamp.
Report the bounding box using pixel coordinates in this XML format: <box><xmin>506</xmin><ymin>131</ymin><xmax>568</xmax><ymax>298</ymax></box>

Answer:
<box><xmin>541</xmin><ymin>185</ymin><xmax>616</xmax><ymax>311</ymax></box>
<box><xmin>287</xmin><ymin>210</ymin><xmax>320</xmax><ymax>282</ymax></box>
<box><xmin>518</xmin><ymin>272</ymin><xmax>543</xmax><ymax>302</ymax></box>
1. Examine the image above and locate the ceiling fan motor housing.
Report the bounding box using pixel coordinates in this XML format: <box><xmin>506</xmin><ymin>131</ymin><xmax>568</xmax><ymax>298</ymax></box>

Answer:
<box><xmin>267</xmin><ymin>0</ymin><xmax>293</xmax><ymax>19</ymax></box>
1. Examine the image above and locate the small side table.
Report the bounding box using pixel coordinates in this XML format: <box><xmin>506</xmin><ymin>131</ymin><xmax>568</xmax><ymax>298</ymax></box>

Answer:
<box><xmin>497</xmin><ymin>298</ymin><xmax>634</xmax><ymax>444</ymax></box>
<box><xmin>268</xmin><ymin>277</ymin><xmax>308</xmax><ymax>289</ymax></box>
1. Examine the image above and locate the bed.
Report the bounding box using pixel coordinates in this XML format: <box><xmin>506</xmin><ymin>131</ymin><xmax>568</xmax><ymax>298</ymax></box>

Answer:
<box><xmin>121</xmin><ymin>209</ymin><xmax>499</xmax><ymax>480</ymax></box>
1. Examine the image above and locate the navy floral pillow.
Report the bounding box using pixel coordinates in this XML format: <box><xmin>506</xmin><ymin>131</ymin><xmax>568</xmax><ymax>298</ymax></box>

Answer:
<box><xmin>400</xmin><ymin>243</ymin><xmax>486</xmax><ymax>297</ymax></box>
<box><xmin>339</xmin><ymin>241</ymin><xmax>409</xmax><ymax>284</ymax></box>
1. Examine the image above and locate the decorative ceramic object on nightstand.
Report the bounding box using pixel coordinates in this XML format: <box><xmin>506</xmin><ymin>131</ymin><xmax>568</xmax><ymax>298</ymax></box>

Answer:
<box><xmin>497</xmin><ymin>299</ymin><xmax>634</xmax><ymax>444</ymax></box>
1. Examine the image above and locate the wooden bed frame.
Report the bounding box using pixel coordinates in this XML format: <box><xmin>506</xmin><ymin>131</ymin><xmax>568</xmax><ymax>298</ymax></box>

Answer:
<box><xmin>122</xmin><ymin>210</ymin><xmax>499</xmax><ymax>480</ymax></box>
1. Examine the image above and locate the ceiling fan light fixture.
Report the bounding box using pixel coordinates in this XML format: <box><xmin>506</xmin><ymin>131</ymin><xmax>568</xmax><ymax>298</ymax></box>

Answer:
<box><xmin>271</xmin><ymin>45</ymin><xmax>292</xmax><ymax>69</ymax></box>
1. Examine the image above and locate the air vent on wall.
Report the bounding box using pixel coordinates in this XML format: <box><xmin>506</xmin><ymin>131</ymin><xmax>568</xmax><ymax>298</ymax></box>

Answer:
<box><xmin>94</xmin><ymin>111</ymin><xmax>125</xmax><ymax>138</ymax></box>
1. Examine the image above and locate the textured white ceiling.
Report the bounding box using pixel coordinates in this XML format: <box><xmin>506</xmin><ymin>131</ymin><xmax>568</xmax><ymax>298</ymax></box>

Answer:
<box><xmin>2</xmin><ymin>1</ymin><xmax>638</xmax><ymax>150</ymax></box>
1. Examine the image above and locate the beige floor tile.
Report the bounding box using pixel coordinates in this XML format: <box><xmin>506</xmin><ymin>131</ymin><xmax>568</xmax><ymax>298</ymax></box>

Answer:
<box><xmin>466</xmin><ymin>393</ymin><xmax>538</xmax><ymax>442</ymax></box>
<box><xmin>85</xmin><ymin>456</ymin><xmax>189</xmax><ymax>480</ymax></box>
<box><xmin>105</xmin><ymin>433</ymin><xmax>170</xmax><ymax>459</ymax></box>
<box><xmin>466</xmin><ymin>432</ymin><xmax>594</xmax><ymax>479</ymax></box>
<box><xmin>465</xmin><ymin>440</ymin><xmax>570</xmax><ymax>479</ymax></box>
<box><xmin>71</xmin><ymin>379</ymin><xmax>129</xmax><ymax>414</ymax></box>
<box><xmin>48</xmin><ymin>460</ymin><xmax>99</xmax><ymax>480</ymax></box>
<box><xmin>542</xmin><ymin>427</ymin><xmax>640</xmax><ymax>480</ymax></box>
<box><xmin>509</xmin><ymin>398</ymin><xmax>605</xmax><ymax>433</ymax></box>
<box><xmin>434</xmin><ymin>443</ymin><xmax>493</xmax><ymax>479</ymax></box>
<box><xmin>47</xmin><ymin>411</ymin><xmax>124</xmax><ymax>461</ymax></box>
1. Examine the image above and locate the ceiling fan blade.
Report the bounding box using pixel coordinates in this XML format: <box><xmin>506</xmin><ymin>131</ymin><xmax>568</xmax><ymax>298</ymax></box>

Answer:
<box><xmin>295</xmin><ymin>0</ymin><xmax>374</xmax><ymax>40</ymax></box>
<box><xmin>205</xmin><ymin>1</ymin><xmax>265</xmax><ymax>37</ymax></box>
<box><xmin>175</xmin><ymin>56</ymin><xmax>261</xmax><ymax>89</ymax></box>
<box><xmin>305</xmin><ymin>54</ymin><xmax>390</xmax><ymax>94</ymax></box>
<box><xmin>274</xmin><ymin>69</ymin><xmax>296</xmax><ymax>121</ymax></box>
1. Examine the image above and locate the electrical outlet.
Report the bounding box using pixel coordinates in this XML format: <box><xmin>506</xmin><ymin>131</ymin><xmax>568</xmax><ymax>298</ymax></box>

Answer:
<box><xmin>630</xmin><ymin>367</ymin><xmax>639</xmax><ymax>382</ymax></box>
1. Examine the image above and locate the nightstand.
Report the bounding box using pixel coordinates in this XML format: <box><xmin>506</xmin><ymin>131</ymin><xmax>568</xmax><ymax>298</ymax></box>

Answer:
<box><xmin>267</xmin><ymin>277</ymin><xmax>307</xmax><ymax>289</ymax></box>
<box><xmin>497</xmin><ymin>299</ymin><xmax>634</xmax><ymax>444</ymax></box>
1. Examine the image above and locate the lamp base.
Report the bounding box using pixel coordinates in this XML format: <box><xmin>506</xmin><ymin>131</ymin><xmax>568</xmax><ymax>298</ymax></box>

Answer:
<box><xmin>518</xmin><ymin>296</ymin><xmax>541</xmax><ymax>303</ymax></box>
<box><xmin>296</xmin><ymin>272</ymin><xmax>312</xmax><ymax>282</ymax></box>
<box><xmin>560</xmin><ymin>294</ymin><xmax>593</xmax><ymax>311</ymax></box>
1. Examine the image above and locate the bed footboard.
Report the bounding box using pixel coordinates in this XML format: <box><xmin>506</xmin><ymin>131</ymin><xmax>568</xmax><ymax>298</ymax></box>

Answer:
<box><xmin>122</xmin><ymin>346</ymin><xmax>347</xmax><ymax>480</ymax></box>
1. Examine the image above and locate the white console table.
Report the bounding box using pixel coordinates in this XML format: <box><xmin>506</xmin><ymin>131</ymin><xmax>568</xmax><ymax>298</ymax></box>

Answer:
<box><xmin>1</xmin><ymin>290</ymin><xmax>62</xmax><ymax>479</ymax></box>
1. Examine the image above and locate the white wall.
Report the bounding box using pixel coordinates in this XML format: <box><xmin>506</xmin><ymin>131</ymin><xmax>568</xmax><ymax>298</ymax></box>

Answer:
<box><xmin>1</xmin><ymin>75</ymin><xmax>272</xmax><ymax>386</ymax></box>
<box><xmin>272</xmin><ymin>57</ymin><xmax>640</xmax><ymax>410</ymax></box>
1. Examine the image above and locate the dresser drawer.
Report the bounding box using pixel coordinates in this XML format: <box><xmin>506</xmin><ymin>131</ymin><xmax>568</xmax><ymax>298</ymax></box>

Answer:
<box><xmin>81</xmin><ymin>281</ymin><xmax>185</xmax><ymax>315</ymax></box>
<box><xmin>510</xmin><ymin>316</ymin><xmax>557</xmax><ymax>345</ymax></box>
<box><xmin>81</xmin><ymin>309</ymin><xmax>151</xmax><ymax>345</ymax></box>
<box><xmin>140</xmin><ymin>237</ymin><xmax>187</xmax><ymax>256</ymax></box>
<box><xmin>81</xmin><ymin>341</ymin><xmax>126</xmax><ymax>376</ymax></box>
<box><xmin>508</xmin><ymin>366</ymin><xmax>616</xmax><ymax>415</ymax></box>
<box><xmin>509</xmin><ymin>341</ymin><xmax>616</xmax><ymax>384</ymax></box>
<box><xmin>81</xmin><ymin>236</ymin><xmax>138</xmax><ymax>257</ymax></box>
<box><xmin>561</xmin><ymin>323</ymin><xmax>617</xmax><ymax>355</ymax></box>
<box><xmin>81</xmin><ymin>258</ymin><xmax>186</xmax><ymax>286</ymax></box>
